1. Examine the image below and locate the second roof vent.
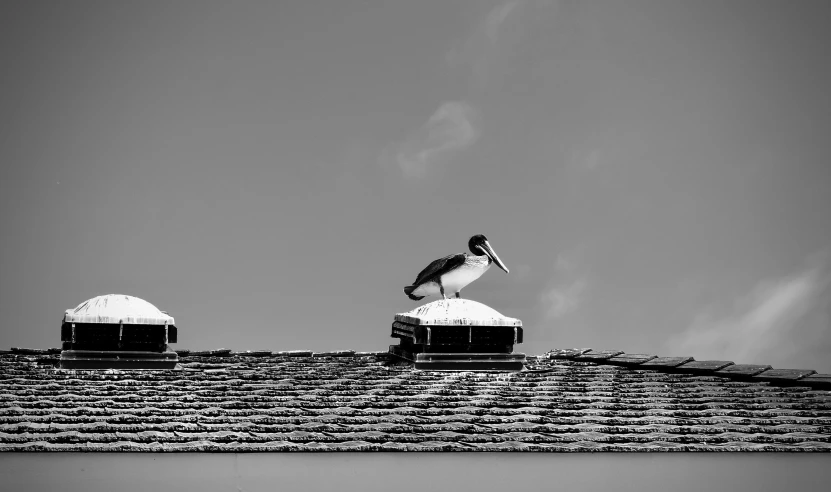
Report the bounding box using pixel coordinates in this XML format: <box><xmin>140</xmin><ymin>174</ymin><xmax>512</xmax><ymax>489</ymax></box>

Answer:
<box><xmin>389</xmin><ymin>299</ymin><xmax>525</xmax><ymax>371</ymax></box>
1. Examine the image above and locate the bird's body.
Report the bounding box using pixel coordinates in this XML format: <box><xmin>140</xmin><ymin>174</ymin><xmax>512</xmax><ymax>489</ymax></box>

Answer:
<box><xmin>403</xmin><ymin>235</ymin><xmax>509</xmax><ymax>300</ymax></box>
<box><xmin>406</xmin><ymin>254</ymin><xmax>491</xmax><ymax>299</ymax></box>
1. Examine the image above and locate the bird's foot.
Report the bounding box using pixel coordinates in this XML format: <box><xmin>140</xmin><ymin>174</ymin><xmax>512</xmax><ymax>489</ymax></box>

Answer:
<box><xmin>455</xmin><ymin>292</ymin><xmax>461</xmax><ymax>299</ymax></box>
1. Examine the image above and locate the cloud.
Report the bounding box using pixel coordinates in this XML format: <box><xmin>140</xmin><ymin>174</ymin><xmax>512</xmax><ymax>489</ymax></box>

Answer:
<box><xmin>554</xmin><ymin>252</ymin><xmax>580</xmax><ymax>271</ymax></box>
<box><xmin>388</xmin><ymin>101</ymin><xmax>479</xmax><ymax>179</ymax></box>
<box><xmin>383</xmin><ymin>1</ymin><xmax>552</xmax><ymax>178</ymax></box>
<box><xmin>542</xmin><ymin>278</ymin><xmax>587</xmax><ymax>320</ymax></box>
<box><xmin>541</xmin><ymin>251</ymin><xmax>588</xmax><ymax>320</ymax></box>
<box><xmin>383</xmin><ymin>2</ymin><xmax>544</xmax><ymax>179</ymax></box>
<box><xmin>667</xmin><ymin>260</ymin><xmax>831</xmax><ymax>370</ymax></box>
<box><xmin>485</xmin><ymin>1</ymin><xmax>521</xmax><ymax>42</ymax></box>
<box><xmin>582</xmin><ymin>148</ymin><xmax>602</xmax><ymax>170</ymax></box>
<box><xmin>446</xmin><ymin>1</ymin><xmax>532</xmax><ymax>95</ymax></box>
<box><xmin>566</xmin><ymin>142</ymin><xmax>605</xmax><ymax>171</ymax></box>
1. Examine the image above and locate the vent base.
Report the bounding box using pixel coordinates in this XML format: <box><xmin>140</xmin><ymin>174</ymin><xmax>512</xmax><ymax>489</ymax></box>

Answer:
<box><xmin>389</xmin><ymin>345</ymin><xmax>525</xmax><ymax>371</ymax></box>
<box><xmin>59</xmin><ymin>349</ymin><xmax>178</xmax><ymax>370</ymax></box>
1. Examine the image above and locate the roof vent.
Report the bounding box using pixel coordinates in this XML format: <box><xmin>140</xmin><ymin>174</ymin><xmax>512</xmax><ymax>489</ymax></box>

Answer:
<box><xmin>59</xmin><ymin>294</ymin><xmax>178</xmax><ymax>369</ymax></box>
<box><xmin>390</xmin><ymin>299</ymin><xmax>525</xmax><ymax>371</ymax></box>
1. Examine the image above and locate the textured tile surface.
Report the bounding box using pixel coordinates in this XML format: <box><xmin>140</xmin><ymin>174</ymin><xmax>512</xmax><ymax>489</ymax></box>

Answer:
<box><xmin>0</xmin><ymin>352</ymin><xmax>829</xmax><ymax>452</ymax></box>
<box><xmin>605</xmin><ymin>354</ymin><xmax>657</xmax><ymax>366</ymax></box>
<box><xmin>803</xmin><ymin>374</ymin><xmax>831</xmax><ymax>384</ymax></box>
<box><xmin>676</xmin><ymin>361</ymin><xmax>735</xmax><ymax>373</ymax></box>
<box><xmin>639</xmin><ymin>357</ymin><xmax>694</xmax><ymax>369</ymax></box>
<box><xmin>573</xmin><ymin>350</ymin><xmax>624</xmax><ymax>361</ymax></box>
<box><xmin>753</xmin><ymin>369</ymin><xmax>817</xmax><ymax>382</ymax></box>
<box><xmin>548</xmin><ymin>348</ymin><xmax>592</xmax><ymax>359</ymax></box>
<box><xmin>715</xmin><ymin>365</ymin><xmax>772</xmax><ymax>377</ymax></box>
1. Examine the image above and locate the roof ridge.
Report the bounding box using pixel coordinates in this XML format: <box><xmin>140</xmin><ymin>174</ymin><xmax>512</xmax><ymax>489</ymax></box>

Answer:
<box><xmin>6</xmin><ymin>346</ymin><xmax>829</xmax><ymax>389</ymax></box>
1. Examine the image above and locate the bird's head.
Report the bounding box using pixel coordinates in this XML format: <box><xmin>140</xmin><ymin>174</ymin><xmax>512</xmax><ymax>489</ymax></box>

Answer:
<box><xmin>468</xmin><ymin>234</ymin><xmax>509</xmax><ymax>273</ymax></box>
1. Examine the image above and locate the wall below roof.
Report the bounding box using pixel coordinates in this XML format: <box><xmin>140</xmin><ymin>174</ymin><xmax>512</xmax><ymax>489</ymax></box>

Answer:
<box><xmin>1</xmin><ymin>453</ymin><xmax>829</xmax><ymax>491</ymax></box>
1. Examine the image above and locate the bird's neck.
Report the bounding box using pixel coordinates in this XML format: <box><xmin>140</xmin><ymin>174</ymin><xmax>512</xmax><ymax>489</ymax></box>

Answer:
<box><xmin>470</xmin><ymin>252</ymin><xmax>492</xmax><ymax>264</ymax></box>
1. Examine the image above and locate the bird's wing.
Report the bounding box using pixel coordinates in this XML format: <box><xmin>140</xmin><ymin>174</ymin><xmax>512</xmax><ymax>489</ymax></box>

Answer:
<box><xmin>412</xmin><ymin>253</ymin><xmax>467</xmax><ymax>286</ymax></box>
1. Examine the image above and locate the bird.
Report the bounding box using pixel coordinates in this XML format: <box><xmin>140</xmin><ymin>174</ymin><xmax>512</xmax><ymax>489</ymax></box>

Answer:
<box><xmin>403</xmin><ymin>234</ymin><xmax>509</xmax><ymax>300</ymax></box>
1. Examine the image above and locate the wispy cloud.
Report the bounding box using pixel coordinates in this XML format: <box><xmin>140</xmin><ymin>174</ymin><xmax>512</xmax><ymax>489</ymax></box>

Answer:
<box><xmin>667</xmin><ymin>259</ymin><xmax>831</xmax><ymax>370</ymax></box>
<box><xmin>485</xmin><ymin>1</ymin><xmax>521</xmax><ymax>42</ymax></box>
<box><xmin>566</xmin><ymin>135</ymin><xmax>607</xmax><ymax>172</ymax></box>
<box><xmin>387</xmin><ymin>101</ymin><xmax>479</xmax><ymax>179</ymax></box>
<box><xmin>446</xmin><ymin>1</ymin><xmax>532</xmax><ymax>95</ymax></box>
<box><xmin>383</xmin><ymin>1</ymin><xmax>546</xmax><ymax>178</ymax></box>
<box><xmin>580</xmin><ymin>148</ymin><xmax>602</xmax><ymax>170</ymax></box>
<box><xmin>541</xmin><ymin>252</ymin><xmax>589</xmax><ymax>320</ymax></box>
<box><xmin>542</xmin><ymin>277</ymin><xmax>587</xmax><ymax>319</ymax></box>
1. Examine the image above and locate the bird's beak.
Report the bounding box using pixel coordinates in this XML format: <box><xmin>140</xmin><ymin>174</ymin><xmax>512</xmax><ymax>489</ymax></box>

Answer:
<box><xmin>480</xmin><ymin>240</ymin><xmax>509</xmax><ymax>273</ymax></box>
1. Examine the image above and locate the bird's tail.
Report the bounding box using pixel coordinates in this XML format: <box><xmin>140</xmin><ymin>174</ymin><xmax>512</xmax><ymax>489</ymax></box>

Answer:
<box><xmin>403</xmin><ymin>285</ymin><xmax>424</xmax><ymax>301</ymax></box>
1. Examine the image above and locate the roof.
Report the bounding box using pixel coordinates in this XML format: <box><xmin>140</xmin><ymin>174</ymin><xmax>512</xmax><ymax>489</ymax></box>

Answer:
<box><xmin>1</xmin><ymin>348</ymin><xmax>829</xmax><ymax>452</ymax></box>
<box><xmin>63</xmin><ymin>294</ymin><xmax>174</xmax><ymax>325</ymax></box>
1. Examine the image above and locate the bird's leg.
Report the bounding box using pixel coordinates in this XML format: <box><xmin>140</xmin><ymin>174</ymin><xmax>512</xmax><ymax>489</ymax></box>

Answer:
<box><xmin>455</xmin><ymin>292</ymin><xmax>461</xmax><ymax>299</ymax></box>
<box><xmin>440</xmin><ymin>285</ymin><xmax>446</xmax><ymax>300</ymax></box>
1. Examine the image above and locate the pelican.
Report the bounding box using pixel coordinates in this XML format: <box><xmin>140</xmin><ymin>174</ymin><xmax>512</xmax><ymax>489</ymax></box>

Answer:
<box><xmin>403</xmin><ymin>234</ymin><xmax>509</xmax><ymax>300</ymax></box>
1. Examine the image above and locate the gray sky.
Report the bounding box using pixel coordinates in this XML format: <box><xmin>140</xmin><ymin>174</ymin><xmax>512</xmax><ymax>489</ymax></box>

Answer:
<box><xmin>2</xmin><ymin>0</ymin><xmax>830</xmax><ymax>371</ymax></box>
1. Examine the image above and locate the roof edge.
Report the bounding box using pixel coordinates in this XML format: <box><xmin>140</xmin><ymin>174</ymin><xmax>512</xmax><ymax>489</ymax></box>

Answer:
<box><xmin>545</xmin><ymin>348</ymin><xmax>829</xmax><ymax>390</ymax></box>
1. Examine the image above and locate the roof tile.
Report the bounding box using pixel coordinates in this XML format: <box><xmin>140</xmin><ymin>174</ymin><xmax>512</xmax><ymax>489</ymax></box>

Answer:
<box><xmin>231</xmin><ymin>351</ymin><xmax>272</xmax><ymax>357</ymax></box>
<box><xmin>639</xmin><ymin>357</ymin><xmax>694</xmax><ymax>369</ymax></box>
<box><xmin>312</xmin><ymin>350</ymin><xmax>356</xmax><ymax>357</ymax></box>
<box><xmin>11</xmin><ymin>348</ymin><xmax>49</xmax><ymax>355</ymax></box>
<box><xmin>753</xmin><ymin>369</ymin><xmax>817</xmax><ymax>383</ymax></box>
<box><xmin>547</xmin><ymin>348</ymin><xmax>592</xmax><ymax>359</ymax></box>
<box><xmin>573</xmin><ymin>350</ymin><xmax>624</xmax><ymax>361</ymax></box>
<box><xmin>799</xmin><ymin>374</ymin><xmax>831</xmax><ymax>390</ymax></box>
<box><xmin>273</xmin><ymin>351</ymin><xmax>313</xmax><ymax>357</ymax></box>
<box><xmin>606</xmin><ymin>354</ymin><xmax>657</xmax><ymax>366</ymax></box>
<box><xmin>714</xmin><ymin>364</ymin><xmax>772</xmax><ymax>377</ymax></box>
<box><xmin>675</xmin><ymin>361</ymin><xmax>735</xmax><ymax>373</ymax></box>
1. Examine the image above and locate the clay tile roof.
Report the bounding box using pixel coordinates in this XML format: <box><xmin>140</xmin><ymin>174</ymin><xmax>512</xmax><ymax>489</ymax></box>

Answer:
<box><xmin>1</xmin><ymin>348</ymin><xmax>829</xmax><ymax>452</ymax></box>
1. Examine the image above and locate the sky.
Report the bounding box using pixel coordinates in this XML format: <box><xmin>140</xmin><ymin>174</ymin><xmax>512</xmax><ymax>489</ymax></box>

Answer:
<box><xmin>1</xmin><ymin>0</ymin><xmax>830</xmax><ymax>371</ymax></box>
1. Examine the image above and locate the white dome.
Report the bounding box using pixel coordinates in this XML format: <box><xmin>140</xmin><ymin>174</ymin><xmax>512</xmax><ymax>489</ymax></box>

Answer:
<box><xmin>395</xmin><ymin>299</ymin><xmax>521</xmax><ymax>326</ymax></box>
<box><xmin>63</xmin><ymin>294</ymin><xmax>174</xmax><ymax>325</ymax></box>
